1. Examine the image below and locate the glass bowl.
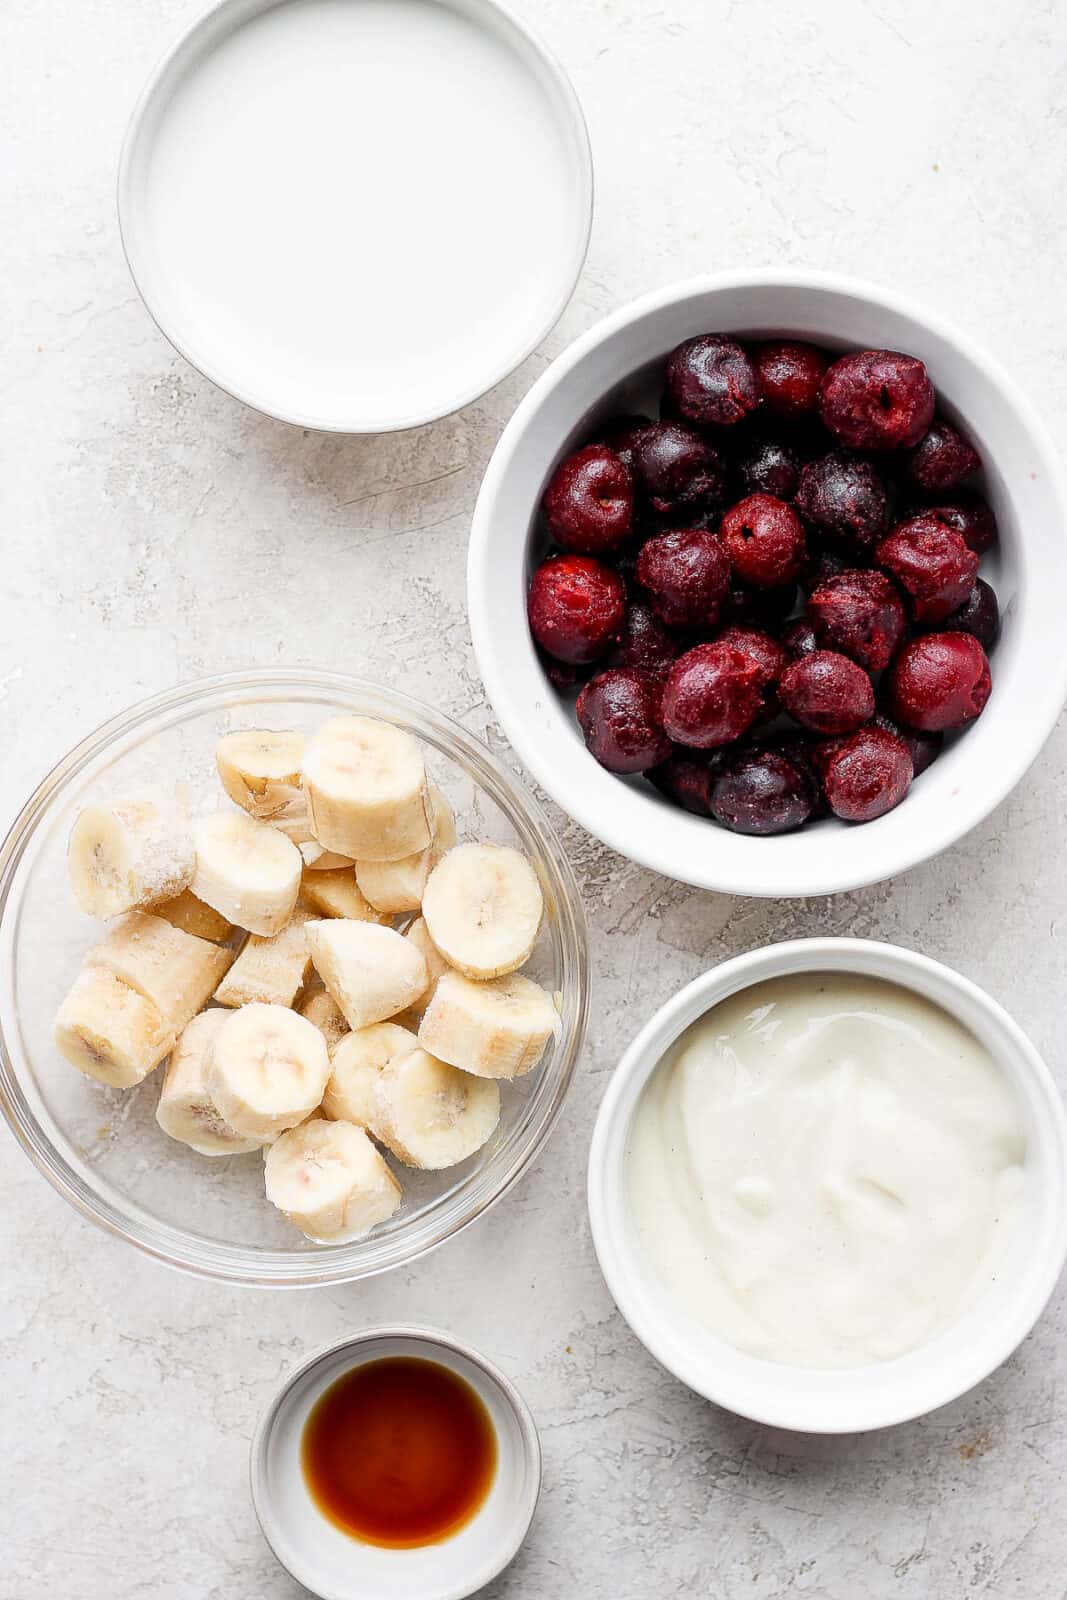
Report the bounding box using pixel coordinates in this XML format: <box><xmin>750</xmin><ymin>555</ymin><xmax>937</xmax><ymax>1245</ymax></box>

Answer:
<box><xmin>0</xmin><ymin>670</ymin><xmax>589</xmax><ymax>1285</ymax></box>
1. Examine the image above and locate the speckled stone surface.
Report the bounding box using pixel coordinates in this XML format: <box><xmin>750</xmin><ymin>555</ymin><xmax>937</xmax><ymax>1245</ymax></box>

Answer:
<box><xmin>4</xmin><ymin>0</ymin><xmax>1067</xmax><ymax>1594</ymax></box>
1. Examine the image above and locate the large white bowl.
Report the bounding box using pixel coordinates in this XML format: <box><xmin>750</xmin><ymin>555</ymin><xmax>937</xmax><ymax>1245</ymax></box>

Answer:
<box><xmin>468</xmin><ymin>271</ymin><xmax>1067</xmax><ymax>897</ymax></box>
<box><xmin>587</xmin><ymin>938</ymin><xmax>1067</xmax><ymax>1433</ymax></box>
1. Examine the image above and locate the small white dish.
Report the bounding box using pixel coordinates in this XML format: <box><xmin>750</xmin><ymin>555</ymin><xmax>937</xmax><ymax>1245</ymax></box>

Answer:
<box><xmin>119</xmin><ymin>0</ymin><xmax>592</xmax><ymax>433</ymax></box>
<box><xmin>250</xmin><ymin>1326</ymin><xmax>541</xmax><ymax>1599</ymax></box>
<box><xmin>587</xmin><ymin>938</ymin><xmax>1067</xmax><ymax>1433</ymax></box>
<box><xmin>468</xmin><ymin>269</ymin><xmax>1067</xmax><ymax>897</ymax></box>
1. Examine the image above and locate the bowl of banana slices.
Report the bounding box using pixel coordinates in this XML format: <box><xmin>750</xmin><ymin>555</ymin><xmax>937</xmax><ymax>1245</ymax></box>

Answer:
<box><xmin>0</xmin><ymin>670</ymin><xmax>588</xmax><ymax>1285</ymax></box>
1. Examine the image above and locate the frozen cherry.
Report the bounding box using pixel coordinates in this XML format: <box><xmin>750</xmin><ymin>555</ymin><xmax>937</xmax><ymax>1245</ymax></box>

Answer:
<box><xmin>660</xmin><ymin>641</ymin><xmax>765</xmax><ymax>748</ymax></box>
<box><xmin>873</xmin><ymin>713</ymin><xmax>942</xmax><ymax>777</ymax></box>
<box><xmin>886</xmin><ymin>632</ymin><xmax>992</xmax><ymax>731</ymax></box>
<box><xmin>609</xmin><ymin>602</ymin><xmax>680</xmax><ymax>681</ymax></box>
<box><xmin>630</xmin><ymin>422</ymin><xmax>728</xmax><ymax>522</ymax></box>
<box><xmin>795</xmin><ymin>451</ymin><xmax>890</xmax><ymax>552</ymax></box>
<box><xmin>715</xmin><ymin>625</ymin><xmax>786</xmax><ymax>717</ymax></box>
<box><xmin>664</xmin><ymin>335</ymin><xmax>761</xmax><ymax>428</ymax></box>
<box><xmin>538</xmin><ymin>653</ymin><xmax>589</xmax><ymax>693</ymax></box>
<box><xmin>821</xmin><ymin>725</ymin><xmax>913</xmax><ymax>822</ymax></box>
<box><xmin>595</xmin><ymin>414</ymin><xmax>654</xmax><ymax>467</ymax></box>
<box><xmin>819</xmin><ymin>350</ymin><xmax>935</xmax><ymax>450</ymax></box>
<box><xmin>754</xmin><ymin>341</ymin><xmax>829</xmax><ymax>419</ymax></box>
<box><xmin>944</xmin><ymin>578</ymin><xmax>1000</xmax><ymax>652</ymax></box>
<box><xmin>876</xmin><ymin>513</ymin><xmax>979</xmax><ymax>623</ymax></box>
<box><xmin>806</xmin><ymin>568</ymin><xmax>907</xmax><ymax>672</ymax></box>
<box><xmin>648</xmin><ymin>749</ymin><xmax>716</xmax><ymax>815</ymax></box>
<box><xmin>710</xmin><ymin>749</ymin><xmax>815</xmax><ymax>835</ymax></box>
<box><xmin>737</xmin><ymin>437</ymin><xmax>802</xmax><ymax>500</ymax></box>
<box><xmin>781</xmin><ymin>618</ymin><xmax>819</xmax><ymax>660</ymax></box>
<box><xmin>779</xmin><ymin>650</ymin><xmax>875</xmax><ymax>735</ymax></box>
<box><xmin>576</xmin><ymin>669</ymin><xmax>672</xmax><ymax>775</ymax></box>
<box><xmin>924</xmin><ymin>491</ymin><xmax>998</xmax><ymax>556</ymax></box>
<box><xmin>528</xmin><ymin>555</ymin><xmax>626</xmax><ymax>665</ymax></box>
<box><xmin>720</xmin><ymin>494</ymin><xmax>808</xmax><ymax>588</ymax></box>
<box><xmin>542</xmin><ymin>444</ymin><xmax>634</xmax><ymax>555</ymax></box>
<box><xmin>906</xmin><ymin>418</ymin><xmax>981</xmax><ymax>492</ymax></box>
<box><xmin>636</xmin><ymin>527</ymin><xmax>731</xmax><ymax>629</ymax></box>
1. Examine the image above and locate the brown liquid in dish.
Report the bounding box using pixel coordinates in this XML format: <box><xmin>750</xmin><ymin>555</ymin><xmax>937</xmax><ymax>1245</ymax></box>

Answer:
<box><xmin>301</xmin><ymin>1356</ymin><xmax>498</xmax><ymax>1548</ymax></box>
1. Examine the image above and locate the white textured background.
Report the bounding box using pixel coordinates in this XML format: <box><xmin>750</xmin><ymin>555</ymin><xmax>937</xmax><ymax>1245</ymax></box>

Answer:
<box><xmin>3</xmin><ymin>0</ymin><xmax>1067</xmax><ymax>1594</ymax></box>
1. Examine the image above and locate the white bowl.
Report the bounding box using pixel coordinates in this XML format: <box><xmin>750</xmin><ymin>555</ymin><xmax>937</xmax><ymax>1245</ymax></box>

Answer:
<box><xmin>118</xmin><ymin>0</ymin><xmax>592</xmax><ymax>433</ymax></box>
<box><xmin>587</xmin><ymin>938</ymin><xmax>1067</xmax><ymax>1433</ymax></box>
<box><xmin>251</xmin><ymin>1327</ymin><xmax>541</xmax><ymax>1600</ymax></box>
<box><xmin>468</xmin><ymin>270</ymin><xmax>1067</xmax><ymax>897</ymax></box>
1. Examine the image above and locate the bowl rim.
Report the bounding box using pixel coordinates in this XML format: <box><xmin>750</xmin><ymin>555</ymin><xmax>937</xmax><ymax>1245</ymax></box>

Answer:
<box><xmin>0</xmin><ymin>668</ymin><xmax>589</xmax><ymax>1285</ymax></box>
<box><xmin>586</xmin><ymin>936</ymin><xmax>1067</xmax><ymax>1433</ymax></box>
<box><xmin>116</xmin><ymin>0</ymin><xmax>594</xmax><ymax>434</ymax></box>
<box><xmin>249</xmin><ymin>1324</ymin><xmax>542</xmax><ymax>1600</ymax></box>
<box><xmin>467</xmin><ymin>267</ymin><xmax>1067</xmax><ymax>896</ymax></box>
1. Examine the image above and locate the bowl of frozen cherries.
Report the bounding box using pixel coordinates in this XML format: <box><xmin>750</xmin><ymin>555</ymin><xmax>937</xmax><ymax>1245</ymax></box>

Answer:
<box><xmin>469</xmin><ymin>273</ymin><xmax>1067</xmax><ymax>896</ymax></box>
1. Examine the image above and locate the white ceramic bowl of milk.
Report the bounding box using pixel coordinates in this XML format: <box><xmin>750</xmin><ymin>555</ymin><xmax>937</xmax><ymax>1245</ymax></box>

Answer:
<box><xmin>119</xmin><ymin>0</ymin><xmax>592</xmax><ymax>432</ymax></box>
<box><xmin>587</xmin><ymin>938</ymin><xmax>1067</xmax><ymax>1433</ymax></box>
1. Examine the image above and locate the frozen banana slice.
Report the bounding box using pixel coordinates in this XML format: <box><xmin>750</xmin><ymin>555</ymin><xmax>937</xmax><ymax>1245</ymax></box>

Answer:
<box><xmin>207</xmin><ymin>1002</ymin><xmax>330</xmax><ymax>1141</ymax></box>
<box><xmin>68</xmin><ymin>787</ymin><xmax>194</xmax><ymax>919</ymax></box>
<box><xmin>418</xmin><ymin>970</ymin><xmax>557</xmax><ymax>1079</ymax></box>
<box><xmin>214</xmin><ymin>907</ymin><xmax>314</xmax><ymax>1009</ymax></box>
<box><xmin>322</xmin><ymin>1022</ymin><xmax>419</xmax><ymax>1125</ymax></box>
<box><xmin>421</xmin><ymin>843</ymin><xmax>542</xmax><ymax>980</ymax></box>
<box><xmin>371</xmin><ymin>1047</ymin><xmax>500</xmax><ymax>1170</ymax></box>
<box><xmin>156</xmin><ymin>1010</ymin><xmax>263</xmax><ymax>1156</ymax></box>
<box><xmin>85</xmin><ymin>910</ymin><xmax>234</xmax><ymax>1033</ymax></box>
<box><xmin>54</xmin><ymin>969</ymin><xmax>175</xmax><ymax>1088</ymax></box>
<box><xmin>299</xmin><ymin>841</ymin><xmax>355</xmax><ymax>871</ymax></box>
<box><xmin>299</xmin><ymin>866</ymin><xmax>385</xmax><ymax>922</ymax></box>
<box><xmin>355</xmin><ymin>786</ymin><xmax>458</xmax><ymax>915</ymax></box>
<box><xmin>155</xmin><ymin>889</ymin><xmax>233</xmax><ymax>943</ymax></box>
<box><xmin>298</xmin><ymin>986</ymin><xmax>350</xmax><ymax>1052</ymax></box>
<box><xmin>264</xmin><ymin>1118</ymin><xmax>401</xmax><ymax>1243</ymax></box>
<box><xmin>306</xmin><ymin>920</ymin><xmax>428</xmax><ymax>1032</ymax></box>
<box><xmin>303</xmin><ymin>716</ymin><xmax>431</xmax><ymax>862</ymax></box>
<box><xmin>404</xmin><ymin>915</ymin><xmax>452</xmax><ymax>1011</ymax></box>
<box><xmin>215</xmin><ymin>729</ymin><xmax>304</xmax><ymax>819</ymax></box>
<box><xmin>191</xmin><ymin>810</ymin><xmax>302</xmax><ymax>936</ymax></box>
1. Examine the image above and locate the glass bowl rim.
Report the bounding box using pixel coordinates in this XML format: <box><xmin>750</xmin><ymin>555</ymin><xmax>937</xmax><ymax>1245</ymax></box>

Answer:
<box><xmin>0</xmin><ymin>668</ymin><xmax>589</xmax><ymax>1286</ymax></box>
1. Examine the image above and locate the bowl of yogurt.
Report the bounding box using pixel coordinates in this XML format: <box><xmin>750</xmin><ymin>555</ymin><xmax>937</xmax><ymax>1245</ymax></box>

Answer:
<box><xmin>587</xmin><ymin>938</ymin><xmax>1067</xmax><ymax>1433</ymax></box>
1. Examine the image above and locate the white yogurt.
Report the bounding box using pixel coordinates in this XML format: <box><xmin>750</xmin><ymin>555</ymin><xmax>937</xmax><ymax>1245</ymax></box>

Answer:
<box><xmin>627</xmin><ymin>974</ymin><xmax>1026</xmax><ymax>1368</ymax></box>
<box><xmin>130</xmin><ymin>0</ymin><xmax>587</xmax><ymax>428</ymax></box>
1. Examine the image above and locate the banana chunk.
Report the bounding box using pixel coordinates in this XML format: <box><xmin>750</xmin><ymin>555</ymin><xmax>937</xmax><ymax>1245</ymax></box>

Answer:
<box><xmin>215</xmin><ymin>729</ymin><xmax>304</xmax><ymax>819</ymax></box>
<box><xmin>299</xmin><ymin>866</ymin><xmax>385</xmax><ymax>922</ymax></box>
<box><xmin>372</xmin><ymin>1047</ymin><xmax>500</xmax><ymax>1170</ymax></box>
<box><xmin>322</xmin><ymin>1022</ymin><xmax>419</xmax><ymax>1124</ymax></box>
<box><xmin>86</xmin><ymin>911</ymin><xmax>234</xmax><ymax>1032</ymax></box>
<box><xmin>405</xmin><ymin>915</ymin><xmax>451</xmax><ymax>1011</ymax></box>
<box><xmin>300</xmin><ymin>841</ymin><xmax>355</xmax><ymax>871</ymax></box>
<box><xmin>156</xmin><ymin>1010</ymin><xmax>263</xmax><ymax>1156</ymax></box>
<box><xmin>304</xmin><ymin>716</ymin><xmax>432</xmax><ymax>862</ymax></box>
<box><xmin>155</xmin><ymin>889</ymin><xmax>233</xmax><ymax>943</ymax></box>
<box><xmin>68</xmin><ymin>787</ymin><xmax>195</xmax><ymax>919</ymax></box>
<box><xmin>191</xmin><ymin>810</ymin><xmax>302</xmax><ymax>937</ymax></box>
<box><xmin>355</xmin><ymin>786</ymin><xmax>457</xmax><ymax>915</ymax></box>
<box><xmin>264</xmin><ymin>1118</ymin><xmax>402</xmax><ymax>1242</ymax></box>
<box><xmin>419</xmin><ymin>970</ymin><xmax>557</xmax><ymax>1079</ymax></box>
<box><xmin>306</xmin><ymin>920</ymin><xmax>428</xmax><ymax>1031</ymax></box>
<box><xmin>271</xmin><ymin>797</ymin><xmax>317</xmax><ymax>847</ymax></box>
<box><xmin>298</xmin><ymin>986</ymin><xmax>350</xmax><ymax>1052</ymax></box>
<box><xmin>421</xmin><ymin>843</ymin><xmax>543</xmax><ymax>980</ymax></box>
<box><xmin>54</xmin><ymin>969</ymin><xmax>175</xmax><ymax>1088</ymax></box>
<box><xmin>207</xmin><ymin>1002</ymin><xmax>331</xmax><ymax>1140</ymax></box>
<box><xmin>215</xmin><ymin>907</ymin><xmax>314</xmax><ymax>1009</ymax></box>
